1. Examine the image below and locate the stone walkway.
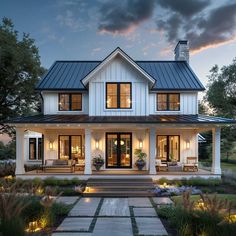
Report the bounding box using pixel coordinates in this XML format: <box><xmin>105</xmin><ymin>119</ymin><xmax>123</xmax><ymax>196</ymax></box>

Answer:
<box><xmin>52</xmin><ymin>197</ymin><xmax>172</xmax><ymax>236</ymax></box>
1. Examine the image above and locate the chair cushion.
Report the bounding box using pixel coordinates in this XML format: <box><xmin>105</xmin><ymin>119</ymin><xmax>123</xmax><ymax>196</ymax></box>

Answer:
<box><xmin>53</xmin><ymin>160</ymin><xmax>68</xmax><ymax>166</ymax></box>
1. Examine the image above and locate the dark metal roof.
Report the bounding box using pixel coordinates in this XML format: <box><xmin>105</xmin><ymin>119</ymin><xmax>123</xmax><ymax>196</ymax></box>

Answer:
<box><xmin>36</xmin><ymin>60</ymin><xmax>205</xmax><ymax>91</ymax></box>
<box><xmin>7</xmin><ymin>114</ymin><xmax>236</xmax><ymax>124</ymax></box>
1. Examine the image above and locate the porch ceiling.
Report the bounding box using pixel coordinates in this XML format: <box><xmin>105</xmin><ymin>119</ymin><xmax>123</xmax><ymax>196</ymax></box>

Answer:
<box><xmin>6</xmin><ymin>114</ymin><xmax>236</xmax><ymax>126</ymax></box>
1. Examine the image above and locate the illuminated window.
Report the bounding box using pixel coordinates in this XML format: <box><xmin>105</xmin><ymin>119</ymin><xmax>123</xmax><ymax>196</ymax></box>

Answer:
<box><xmin>29</xmin><ymin>138</ymin><xmax>42</xmax><ymax>160</ymax></box>
<box><xmin>157</xmin><ymin>93</ymin><xmax>180</xmax><ymax>111</ymax></box>
<box><xmin>106</xmin><ymin>83</ymin><xmax>131</xmax><ymax>109</ymax></box>
<box><xmin>59</xmin><ymin>94</ymin><xmax>82</xmax><ymax>111</ymax></box>
<box><xmin>157</xmin><ymin>135</ymin><xmax>180</xmax><ymax>162</ymax></box>
<box><xmin>59</xmin><ymin>135</ymin><xmax>83</xmax><ymax>160</ymax></box>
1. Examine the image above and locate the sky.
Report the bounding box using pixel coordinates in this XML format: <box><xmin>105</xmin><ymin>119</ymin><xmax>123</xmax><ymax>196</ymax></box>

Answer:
<box><xmin>1</xmin><ymin>0</ymin><xmax>236</xmax><ymax>91</ymax></box>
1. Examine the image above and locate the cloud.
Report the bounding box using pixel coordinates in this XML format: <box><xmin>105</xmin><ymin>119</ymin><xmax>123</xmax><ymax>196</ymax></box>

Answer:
<box><xmin>98</xmin><ymin>0</ymin><xmax>155</xmax><ymax>35</ymax></box>
<box><xmin>158</xmin><ymin>0</ymin><xmax>210</xmax><ymax>17</ymax></box>
<box><xmin>156</xmin><ymin>1</ymin><xmax>236</xmax><ymax>53</ymax></box>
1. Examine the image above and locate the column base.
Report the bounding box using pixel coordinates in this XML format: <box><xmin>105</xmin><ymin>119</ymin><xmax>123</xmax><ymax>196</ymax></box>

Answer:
<box><xmin>149</xmin><ymin>168</ymin><xmax>157</xmax><ymax>175</ymax></box>
<box><xmin>211</xmin><ymin>168</ymin><xmax>222</xmax><ymax>175</ymax></box>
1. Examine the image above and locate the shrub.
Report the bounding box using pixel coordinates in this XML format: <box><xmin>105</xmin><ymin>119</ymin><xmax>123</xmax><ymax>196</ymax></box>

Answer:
<box><xmin>0</xmin><ymin>162</ymin><xmax>15</xmax><ymax>177</ymax></box>
<box><xmin>43</xmin><ymin>177</ymin><xmax>85</xmax><ymax>187</ymax></box>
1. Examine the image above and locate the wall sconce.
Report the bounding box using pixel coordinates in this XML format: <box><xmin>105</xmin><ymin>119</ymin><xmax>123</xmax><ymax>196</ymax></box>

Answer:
<box><xmin>95</xmin><ymin>140</ymin><xmax>99</xmax><ymax>149</ymax></box>
<box><xmin>49</xmin><ymin>141</ymin><xmax>54</xmax><ymax>150</ymax></box>
<box><xmin>186</xmin><ymin>140</ymin><xmax>190</xmax><ymax>149</ymax></box>
<box><xmin>139</xmin><ymin>140</ymin><xmax>143</xmax><ymax>149</ymax></box>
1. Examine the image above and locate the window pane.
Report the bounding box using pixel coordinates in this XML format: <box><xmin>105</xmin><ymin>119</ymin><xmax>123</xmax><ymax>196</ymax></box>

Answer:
<box><xmin>59</xmin><ymin>136</ymin><xmax>70</xmax><ymax>159</ymax></box>
<box><xmin>120</xmin><ymin>84</ymin><xmax>131</xmax><ymax>108</ymax></box>
<box><xmin>157</xmin><ymin>94</ymin><xmax>167</xmax><ymax>110</ymax></box>
<box><xmin>157</xmin><ymin>136</ymin><xmax>167</xmax><ymax>161</ymax></box>
<box><xmin>59</xmin><ymin>94</ymin><xmax>70</xmax><ymax>111</ymax></box>
<box><xmin>107</xmin><ymin>84</ymin><xmax>118</xmax><ymax>108</ymax></box>
<box><xmin>107</xmin><ymin>134</ymin><xmax>118</xmax><ymax>167</ymax></box>
<box><xmin>71</xmin><ymin>94</ymin><xmax>82</xmax><ymax>111</ymax></box>
<box><xmin>169</xmin><ymin>136</ymin><xmax>179</xmax><ymax>161</ymax></box>
<box><xmin>169</xmin><ymin>94</ymin><xmax>180</xmax><ymax>110</ymax></box>
<box><xmin>120</xmin><ymin>134</ymin><xmax>131</xmax><ymax>167</ymax></box>
<box><xmin>71</xmin><ymin>136</ymin><xmax>82</xmax><ymax>160</ymax></box>
<box><xmin>29</xmin><ymin>138</ymin><xmax>36</xmax><ymax>160</ymax></box>
<box><xmin>38</xmin><ymin>138</ymin><xmax>42</xmax><ymax>160</ymax></box>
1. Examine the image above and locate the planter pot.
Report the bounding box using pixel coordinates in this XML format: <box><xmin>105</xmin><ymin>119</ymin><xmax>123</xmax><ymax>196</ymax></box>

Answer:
<box><xmin>93</xmin><ymin>163</ymin><xmax>104</xmax><ymax>171</ymax></box>
<box><xmin>136</xmin><ymin>159</ymin><xmax>146</xmax><ymax>170</ymax></box>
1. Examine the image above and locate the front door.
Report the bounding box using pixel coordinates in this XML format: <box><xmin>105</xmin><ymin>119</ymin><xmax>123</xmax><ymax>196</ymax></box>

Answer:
<box><xmin>106</xmin><ymin>133</ymin><xmax>132</xmax><ymax>168</ymax></box>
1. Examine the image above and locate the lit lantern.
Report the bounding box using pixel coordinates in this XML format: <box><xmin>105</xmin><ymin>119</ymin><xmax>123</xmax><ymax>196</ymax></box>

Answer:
<box><xmin>186</xmin><ymin>140</ymin><xmax>190</xmax><ymax>149</ymax></box>
<box><xmin>139</xmin><ymin>140</ymin><xmax>143</xmax><ymax>149</ymax></box>
<box><xmin>95</xmin><ymin>140</ymin><xmax>99</xmax><ymax>149</ymax></box>
<box><xmin>49</xmin><ymin>141</ymin><xmax>54</xmax><ymax>150</ymax></box>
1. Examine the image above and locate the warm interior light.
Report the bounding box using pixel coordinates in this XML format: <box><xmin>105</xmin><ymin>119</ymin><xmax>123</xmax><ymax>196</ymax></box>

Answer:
<box><xmin>186</xmin><ymin>141</ymin><xmax>190</xmax><ymax>149</ymax></box>
<box><xmin>95</xmin><ymin>141</ymin><xmax>99</xmax><ymax>149</ymax></box>
<box><xmin>139</xmin><ymin>141</ymin><xmax>143</xmax><ymax>149</ymax></box>
<box><xmin>114</xmin><ymin>140</ymin><xmax>125</xmax><ymax>145</ymax></box>
<box><xmin>49</xmin><ymin>142</ymin><xmax>53</xmax><ymax>150</ymax></box>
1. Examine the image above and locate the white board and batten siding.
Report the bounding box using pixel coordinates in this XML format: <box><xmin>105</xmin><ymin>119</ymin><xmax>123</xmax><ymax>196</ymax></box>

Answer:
<box><xmin>89</xmin><ymin>56</ymin><xmax>149</xmax><ymax>116</ymax></box>
<box><xmin>149</xmin><ymin>92</ymin><xmax>198</xmax><ymax>115</ymax></box>
<box><xmin>42</xmin><ymin>91</ymin><xmax>89</xmax><ymax>115</ymax></box>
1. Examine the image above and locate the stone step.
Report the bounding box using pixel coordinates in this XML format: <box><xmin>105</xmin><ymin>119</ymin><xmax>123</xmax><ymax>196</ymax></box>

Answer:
<box><xmin>83</xmin><ymin>191</ymin><xmax>155</xmax><ymax>197</ymax></box>
<box><xmin>88</xmin><ymin>178</ymin><xmax>153</xmax><ymax>182</ymax></box>
<box><xmin>87</xmin><ymin>182</ymin><xmax>154</xmax><ymax>187</ymax></box>
<box><xmin>87</xmin><ymin>186</ymin><xmax>154</xmax><ymax>190</ymax></box>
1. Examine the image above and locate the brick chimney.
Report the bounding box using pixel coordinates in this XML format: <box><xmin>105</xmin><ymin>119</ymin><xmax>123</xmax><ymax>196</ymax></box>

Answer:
<box><xmin>174</xmin><ymin>40</ymin><xmax>189</xmax><ymax>63</ymax></box>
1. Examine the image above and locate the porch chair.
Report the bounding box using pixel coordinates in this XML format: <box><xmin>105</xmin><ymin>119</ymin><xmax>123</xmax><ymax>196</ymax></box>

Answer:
<box><xmin>41</xmin><ymin>159</ymin><xmax>76</xmax><ymax>173</ymax></box>
<box><xmin>183</xmin><ymin>157</ymin><xmax>198</xmax><ymax>172</ymax></box>
<box><xmin>155</xmin><ymin>159</ymin><xmax>168</xmax><ymax>172</ymax></box>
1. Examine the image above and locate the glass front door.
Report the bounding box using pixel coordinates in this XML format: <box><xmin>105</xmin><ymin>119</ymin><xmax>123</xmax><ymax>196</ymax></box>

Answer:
<box><xmin>106</xmin><ymin>133</ymin><xmax>132</xmax><ymax>168</ymax></box>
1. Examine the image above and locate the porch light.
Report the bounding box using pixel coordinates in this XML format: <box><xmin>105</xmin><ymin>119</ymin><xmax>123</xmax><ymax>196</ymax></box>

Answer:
<box><xmin>186</xmin><ymin>140</ymin><xmax>190</xmax><ymax>149</ymax></box>
<box><xmin>95</xmin><ymin>140</ymin><xmax>99</xmax><ymax>149</ymax></box>
<box><xmin>49</xmin><ymin>142</ymin><xmax>54</xmax><ymax>150</ymax></box>
<box><xmin>139</xmin><ymin>140</ymin><xmax>143</xmax><ymax>149</ymax></box>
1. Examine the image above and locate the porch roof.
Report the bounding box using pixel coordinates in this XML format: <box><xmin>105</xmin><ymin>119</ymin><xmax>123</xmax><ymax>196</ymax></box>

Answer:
<box><xmin>6</xmin><ymin>114</ymin><xmax>236</xmax><ymax>125</ymax></box>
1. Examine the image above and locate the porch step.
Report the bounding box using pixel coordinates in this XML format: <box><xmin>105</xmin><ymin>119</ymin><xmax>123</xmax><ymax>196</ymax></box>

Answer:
<box><xmin>83</xmin><ymin>178</ymin><xmax>155</xmax><ymax>197</ymax></box>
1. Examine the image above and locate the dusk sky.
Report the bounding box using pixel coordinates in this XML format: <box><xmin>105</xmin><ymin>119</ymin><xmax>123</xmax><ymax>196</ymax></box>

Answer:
<box><xmin>1</xmin><ymin>0</ymin><xmax>236</xmax><ymax>93</ymax></box>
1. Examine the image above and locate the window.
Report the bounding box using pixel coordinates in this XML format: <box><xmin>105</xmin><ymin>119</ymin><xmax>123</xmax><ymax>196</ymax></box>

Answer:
<box><xmin>106</xmin><ymin>83</ymin><xmax>131</xmax><ymax>109</ymax></box>
<box><xmin>29</xmin><ymin>138</ymin><xmax>42</xmax><ymax>160</ymax></box>
<box><xmin>157</xmin><ymin>135</ymin><xmax>180</xmax><ymax>162</ymax></box>
<box><xmin>59</xmin><ymin>93</ymin><xmax>82</xmax><ymax>111</ymax></box>
<box><xmin>29</xmin><ymin>138</ymin><xmax>36</xmax><ymax>160</ymax></box>
<box><xmin>59</xmin><ymin>135</ymin><xmax>83</xmax><ymax>160</ymax></box>
<box><xmin>157</xmin><ymin>93</ymin><xmax>180</xmax><ymax>111</ymax></box>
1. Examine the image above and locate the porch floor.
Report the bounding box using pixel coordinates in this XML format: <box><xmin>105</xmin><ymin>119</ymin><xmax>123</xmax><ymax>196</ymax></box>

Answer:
<box><xmin>18</xmin><ymin>168</ymin><xmax>219</xmax><ymax>180</ymax></box>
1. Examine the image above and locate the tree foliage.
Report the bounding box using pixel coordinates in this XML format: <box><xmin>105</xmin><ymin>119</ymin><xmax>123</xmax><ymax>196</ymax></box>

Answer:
<box><xmin>201</xmin><ymin>58</ymin><xmax>236</xmax><ymax>160</ymax></box>
<box><xmin>0</xmin><ymin>18</ymin><xmax>46</xmax><ymax>136</ymax></box>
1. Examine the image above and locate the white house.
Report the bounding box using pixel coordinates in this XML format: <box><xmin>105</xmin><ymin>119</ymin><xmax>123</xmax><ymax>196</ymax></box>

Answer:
<box><xmin>7</xmin><ymin>41</ymin><xmax>236</xmax><ymax>179</ymax></box>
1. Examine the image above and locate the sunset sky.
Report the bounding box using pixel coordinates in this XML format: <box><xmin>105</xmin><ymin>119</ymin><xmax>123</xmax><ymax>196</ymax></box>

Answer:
<box><xmin>1</xmin><ymin>0</ymin><xmax>236</xmax><ymax>90</ymax></box>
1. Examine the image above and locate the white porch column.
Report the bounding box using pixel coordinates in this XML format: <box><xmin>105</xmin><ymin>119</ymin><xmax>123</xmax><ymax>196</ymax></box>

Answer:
<box><xmin>211</xmin><ymin>127</ymin><xmax>221</xmax><ymax>175</ymax></box>
<box><xmin>84</xmin><ymin>128</ymin><xmax>92</xmax><ymax>175</ymax></box>
<box><xmin>15</xmin><ymin>128</ymin><xmax>25</xmax><ymax>175</ymax></box>
<box><xmin>149</xmin><ymin>127</ymin><xmax>156</xmax><ymax>174</ymax></box>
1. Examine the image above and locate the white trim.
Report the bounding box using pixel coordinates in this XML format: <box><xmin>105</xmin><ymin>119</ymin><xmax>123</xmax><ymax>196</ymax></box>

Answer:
<box><xmin>82</xmin><ymin>48</ymin><xmax>155</xmax><ymax>86</ymax></box>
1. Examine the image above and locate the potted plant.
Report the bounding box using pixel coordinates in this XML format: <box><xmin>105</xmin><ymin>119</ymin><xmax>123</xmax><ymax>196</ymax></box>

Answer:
<box><xmin>168</xmin><ymin>153</ymin><xmax>177</xmax><ymax>166</ymax></box>
<box><xmin>92</xmin><ymin>155</ymin><xmax>104</xmax><ymax>171</ymax></box>
<box><xmin>134</xmin><ymin>149</ymin><xmax>147</xmax><ymax>170</ymax></box>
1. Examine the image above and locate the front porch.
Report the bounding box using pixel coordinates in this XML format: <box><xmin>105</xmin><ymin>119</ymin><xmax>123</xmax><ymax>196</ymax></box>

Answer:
<box><xmin>14</xmin><ymin>121</ymin><xmax>222</xmax><ymax>179</ymax></box>
<box><xmin>18</xmin><ymin>168</ymin><xmax>216</xmax><ymax>180</ymax></box>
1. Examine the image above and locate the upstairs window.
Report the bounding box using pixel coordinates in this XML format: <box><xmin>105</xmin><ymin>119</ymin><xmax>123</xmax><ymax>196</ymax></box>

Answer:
<box><xmin>59</xmin><ymin>93</ymin><xmax>82</xmax><ymax>111</ymax></box>
<box><xmin>106</xmin><ymin>83</ymin><xmax>132</xmax><ymax>109</ymax></box>
<box><xmin>157</xmin><ymin>93</ymin><xmax>180</xmax><ymax>111</ymax></box>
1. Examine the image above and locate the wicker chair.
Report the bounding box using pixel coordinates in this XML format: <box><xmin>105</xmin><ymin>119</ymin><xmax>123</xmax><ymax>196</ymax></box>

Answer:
<box><xmin>183</xmin><ymin>157</ymin><xmax>198</xmax><ymax>172</ymax></box>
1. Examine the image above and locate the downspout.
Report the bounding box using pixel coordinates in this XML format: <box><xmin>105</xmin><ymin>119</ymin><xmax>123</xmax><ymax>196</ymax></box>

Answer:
<box><xmin>39</xmin><ymin>92</ymin><xmax>44</xmax><ymax>168</ymax></box>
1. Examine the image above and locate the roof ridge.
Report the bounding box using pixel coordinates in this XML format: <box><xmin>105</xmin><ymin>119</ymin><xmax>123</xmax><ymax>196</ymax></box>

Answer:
<box><xmin>54</xmin><ymin>60</ymin><xmax>187</xmax><ymax>63</ymax></box>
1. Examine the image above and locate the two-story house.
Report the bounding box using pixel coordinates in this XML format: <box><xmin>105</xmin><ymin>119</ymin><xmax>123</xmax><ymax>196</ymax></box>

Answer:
<box><xmin>8</xmin><ymin>41</ymin><xmax>236</xmax><ymax>179</ymax></box>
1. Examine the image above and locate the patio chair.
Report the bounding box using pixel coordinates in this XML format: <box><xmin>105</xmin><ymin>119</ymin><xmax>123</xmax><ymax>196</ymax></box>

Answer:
<box><xmin>155</xmin><ymin>159</ymin><xmax>168</xmax><ymax>172</ymax></box>
<box><xmin>183</xmin><ymin>157</ymin><xmax>198</xmax><ymax>172</ymax></box>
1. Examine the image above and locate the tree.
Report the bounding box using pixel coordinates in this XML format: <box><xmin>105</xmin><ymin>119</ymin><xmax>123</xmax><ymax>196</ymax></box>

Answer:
<box><xmin>205</xmin><ymin>60</ymin><xmax>236</xmax><ymax>118</ymax></box>
<box><xmin>203</xmin><ymin>59</ymin><xmax>236</xmax><ymax>160</ymax></box>
<box><xmin>0</xmin><ymin>18</ymin><xmax>46</xmax><ymax>136</ymax></box>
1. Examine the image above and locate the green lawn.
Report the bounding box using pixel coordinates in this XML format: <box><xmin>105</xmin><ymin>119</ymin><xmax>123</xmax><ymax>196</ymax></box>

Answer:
<box><xmin>172</xmin><ymin>194</ymin><xmax>236</xmax><ymax>207</ymax></box>
<box><xmin>221</xmin><ymin>162</ymin><xmax>236</xmax><ymax>173</ymax></box>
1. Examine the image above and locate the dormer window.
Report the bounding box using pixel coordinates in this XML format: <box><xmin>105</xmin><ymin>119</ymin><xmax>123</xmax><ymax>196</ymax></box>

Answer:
<box><xmin>106</xmin><ymin>83</ymin><xmax>132</xmax><ymax>109</ymax></box>
<box><xmin>59</xmin><ymin>93</ymin><xmax>82</xmax><ymax>111</ymax></box>
<box><xmin>157</xmin><ymin>93</ymin><xmax>180</xmax><ymax>111</ymax></box>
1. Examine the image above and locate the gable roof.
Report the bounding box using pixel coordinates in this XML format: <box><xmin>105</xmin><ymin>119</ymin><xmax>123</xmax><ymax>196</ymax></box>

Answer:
<box><xmin>36</xmin><ymin>48</ymin><xmax>205</xmax><ymax>91</ymax></box>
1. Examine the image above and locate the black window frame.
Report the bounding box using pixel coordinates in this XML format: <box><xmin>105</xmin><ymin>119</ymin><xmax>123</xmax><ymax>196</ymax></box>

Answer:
<box><xmin>156</xmin><ymin>93</ymin><xmax>180</xmax><ymax>111</ymax></box>
<box><xmin>156</xmin><ymin>135</ymin><xmax>180</xmax><ymax>162</ymax></box>
<box><xmin>106</xmin><ymin>82</ymin><xmax>132</xmax><ymax>109</ymax></box>
<box><xmin>58</xmin><ymin>93</ymin><xmax>82</xmax><ymax>111</ymax></box>
<box><xmin>58</xmin><ymin>135</ymin><xmax>83</xmax><ymax>160</ymax></box>
<box><xmin>29</xmin><ymin>138</ymin><xmax>37</xmax><ymax>160</ymax></box>
<box><xmin>38</xmin><ymin>138</ymin><xmax>42</xmax><ymax>160</ymax></box>
<box><xmin>105</xmin><ymin>132</ymin><xmax>132</xmax><ymax>168</ymax></box>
